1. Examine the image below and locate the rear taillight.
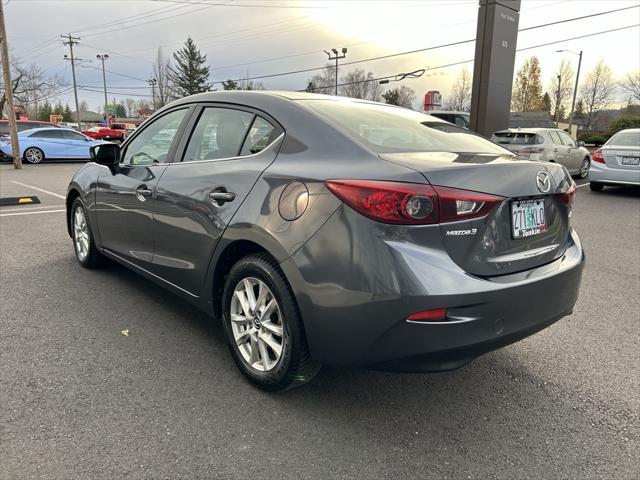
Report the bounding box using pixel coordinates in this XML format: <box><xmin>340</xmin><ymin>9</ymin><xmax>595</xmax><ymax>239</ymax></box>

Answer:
<box><xmin>592</xmin><ymin>148</ymin><xmax>605</xmax><ymax>163</ymax></box>
<box><xmin>556</xmin><ymin>181</ymin><xmax>576</xmax><ymax>206</ymax></box>
<box><xmin>325</xmin><ymin>180</ymin><xmax>504</xmax><ymax>225</ymax></box>
<box><xmin>520</xmin><ymin>146</ymin><xmax>545</xmax><ymax>155</ymax></box>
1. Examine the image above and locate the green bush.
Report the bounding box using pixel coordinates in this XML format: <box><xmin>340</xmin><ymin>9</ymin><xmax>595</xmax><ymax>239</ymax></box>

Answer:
<box><xmin>607</xmin><ymin>115</ymin><xmax>640</xmax><ymax>136</ymax></box>
<box><xmin>578</xmin><ymin>134</ymin><xmax>608</xmax><ymax>146</ymax></box>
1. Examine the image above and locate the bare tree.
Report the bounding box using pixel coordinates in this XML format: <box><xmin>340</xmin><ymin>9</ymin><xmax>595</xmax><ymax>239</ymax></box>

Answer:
<box><xmin>339</xmin><ymin>68</ymin><xmax>381</xmax><ymax>101</ymax></box>
<box><xmin>548</xmin><ymin>59</ymin><xmax>574</xmax><ymax>121</ymax></box>
<box><xmin>579</xmin><ymin>60</ymin><xmax>615</xmax><ymax>128</ymax></box>
<box><xmin>124</xmin><ymin>98</ymin><xmax>136</xmax><ymax>117</ymax></box>
<box><xmin>382</xmin><ymin>85</ymin><xmax>416</xmax><ymax>109</ymax></box>
<box><xmin>445</xmin><ymin>66</ymin><xmax>472</xmax><ymax>111</ymax></box>
<box><xmin>152</xmin><ymin>47</ymin><xmax>173</xmax><ymax>108</ymax></box>
<box><xmin>619</xmin><ymin>70</ymin><xmax>640</xmax><ymax>104</ymax></box>
<box><xmin>0</xmin><ymin>56</ymin><xmax>65</xmax><ymax>117</ymax></box>
<box><xmin>305</xmin><ymin>64</ymin><xmax>336</xmax><ymax>95</ymax></box>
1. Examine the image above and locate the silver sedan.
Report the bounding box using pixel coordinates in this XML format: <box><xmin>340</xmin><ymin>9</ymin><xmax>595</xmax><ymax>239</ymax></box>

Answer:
<box><xmin>589</xmin><ymin>128</ymin><xmax>640</xmax><ymax>191</ymax></box>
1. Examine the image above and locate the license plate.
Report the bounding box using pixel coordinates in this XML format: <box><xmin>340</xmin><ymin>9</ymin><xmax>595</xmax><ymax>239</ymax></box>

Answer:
<box><xmin>621</xmin><ymin>156</ymin><xmax>640</xmax><ymax>166</ymax></box>
<box><xmin>511</xmin><ymin>199</ymin><xmax>546</xmax><ymax>239</ymax></box>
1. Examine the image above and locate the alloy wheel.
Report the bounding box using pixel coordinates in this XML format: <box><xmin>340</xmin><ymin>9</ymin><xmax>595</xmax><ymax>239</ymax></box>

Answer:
<box><xmin>230</xmin><ymin>277</ymin><xmax>285</xmax><ymax>372</ymax></box>
<box><xmin>25</xmin><ymin>148</ymin><xmax>43</xmax><ymax>164</ymax></box>
<box><xmin>73</xmin><ymin>206</ymin><xmax>90</xmax><ymax>261</ymax></box>
<box><xmin>579</xmin><ymin>158</ymin><xmax>590</xmax><ymax>178</ymax></box>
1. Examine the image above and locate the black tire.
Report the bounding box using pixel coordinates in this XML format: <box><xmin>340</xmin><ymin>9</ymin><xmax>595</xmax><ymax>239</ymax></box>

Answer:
<box><xmin>589</xmin><ymin>182</ymin><xmax>604</xmax><ymax>192</ymax></box>
<box><xmin>221</xmin><ymin>253</ymin><xmax>320</xmax><ymax>391</ymax></box>
<box><xmin>23</xmin><ymin>147</ymin><xmax>44</xmax><ymax>164</ymax></box>
<box><xmin>70</xmin><ymin>197</ymin><xmax>104</xmax><ymax>268</ymax></box>
<box><xmin>578</xmin><ymin>157</ymin><xmax>590</xmax><ymax>179</ymax></box>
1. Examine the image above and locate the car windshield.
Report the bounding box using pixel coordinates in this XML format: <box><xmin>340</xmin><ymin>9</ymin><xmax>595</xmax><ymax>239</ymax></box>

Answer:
<box><xmin>607</xmin><ymin>131</ymin><xmax>640</xmax><ymax>147</ymax></box>
<box><xmin>493</xmin><ymin>132</ymin><xmax>543</xmax><ymax>145</ymax></box>
<box><xmin>301</xmin><ymin>100</ymin><xmax>511</xmax><ymax>155</ymax></box>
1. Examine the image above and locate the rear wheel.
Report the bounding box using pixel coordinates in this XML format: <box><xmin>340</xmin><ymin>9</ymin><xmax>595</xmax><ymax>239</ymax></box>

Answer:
<box><xmin>221</xmin><ymin>253</ymin><xmax>320</xmax><ymax>391</ymax></box>
<box><xmin>24</xmin><ymin>147</ymin><xmax>44</xmax><ymax>164</ymax></box>
<box><xmin>589</xmin><ymin>182</ymin><xmax>604</xmax><ymax>192</ymax></box>
<box><xmin>578</xmin><ymin>157</ymin><xmax>590</xmax><ymax>179</ymax></box>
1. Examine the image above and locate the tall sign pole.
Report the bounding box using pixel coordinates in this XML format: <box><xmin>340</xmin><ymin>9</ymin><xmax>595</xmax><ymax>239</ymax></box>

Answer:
<box><xmin>470</xmin><ymin>0</ymin><xmax>521</xmax><ymax>137</ymax></box>
<box><xmin>0</xmin><ymin>1</ymin><xmax>21</xmax><ymax>169</ymax></box>
<box><xmin>62</xmin><ymin>34</ymin><xmax>82</xmax><ymax>131</ymax></box>
<box><xmin>96</xmin><ymin>54</ymin><xmax>109</xmax><ymax>118</ymax></box>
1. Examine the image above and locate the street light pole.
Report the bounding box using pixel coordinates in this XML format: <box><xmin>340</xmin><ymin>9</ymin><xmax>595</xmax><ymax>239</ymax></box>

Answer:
<box><xmin>555</xmin><ymin>74</ymin><xmax>562</xmax><ymax>127</ymax></box>
<box><xmin>0</xmin><ymin>1</ymin><xmax>21</xmax><ymax>169</ymax></box>
<box><xmin>96</xmin><ymin>54</ymin><xmax>109</xmax><ymax>119</ymax></box>
<box><xmin>324</xmin><ymin>47</ymin><xmax>347</xmax><ymax>96</ymax></box>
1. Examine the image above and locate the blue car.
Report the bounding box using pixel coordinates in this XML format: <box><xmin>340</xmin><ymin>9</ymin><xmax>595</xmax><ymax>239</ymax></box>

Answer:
<box><xmin>0</xmin><ymin>128</ymin><xmax>108</xmax><ymax>164</ymax></box>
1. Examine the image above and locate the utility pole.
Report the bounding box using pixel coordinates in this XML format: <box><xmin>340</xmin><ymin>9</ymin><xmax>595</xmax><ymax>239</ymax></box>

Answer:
<box><xmin>0</xmin><ymin>1</ymin><xmax>21</xmax><ymax>169</ymax></box>
<box><xmin>324</xmin><ymin>47</ymin><xmax>347</xmax><ymax>96</ymax></box>
<box><xmin>555</xmin><ymin>74</ymin><xmax>562</xmax><ymax>127</ymax></box>
<box><xmin>96</xmin><ymin>54</ymin><xmax>109</xmax><ymax>120</ymax></box>
<box><xmin>62</xmin><ymin>33</ymin><xmax>82</xmax><ymax>131</ymax></box>
<box><xmin>148</xmin><ymin>78</ymin><xmax>157</xmax><ymax>110</ymax></box>
<box><xmin>557</xmin><ymin>49</ymin><xmax>583</xmax><ymax>138</ymax></box>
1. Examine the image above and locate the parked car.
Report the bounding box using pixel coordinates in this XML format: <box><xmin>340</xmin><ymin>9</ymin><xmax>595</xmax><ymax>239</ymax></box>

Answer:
<box><xmin>589</xmin><ymin>128</ymin><xmax>640</xmax><ymax>191</ymax></box>
<box><xmin>491</xmin><ymin>128</ymin><xmax>591</xmax><ymax>178</ymax></box>
<box><xmin>0</xmin><ymin>127</ymin><xmax>108</xmax><ymax>163</ymax></box>
<box><xmin>428</xmin><ymin>111</ymin><xmax>471</xmax><ymax>129</ymax></box>
<box><xmin>82</xmin><ymin>124</ymin><xmax>126</xmax><ymax>142</ymax></box>
<box><xmin>66</xmin><ymin>91</ymin><xmax>583</xmax><ymax>391</ymax></box>
<box><xmin>0</xmin><ymin>119</ymin><xmax>59</xmax><ymax>137</ymax></box>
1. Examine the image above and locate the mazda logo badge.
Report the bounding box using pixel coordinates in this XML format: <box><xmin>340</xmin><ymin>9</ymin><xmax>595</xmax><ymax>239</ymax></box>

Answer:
<box><xmin>536</xmin><ymin>171</ymin><xmax>551</xmax><ymax>193</ymax></box>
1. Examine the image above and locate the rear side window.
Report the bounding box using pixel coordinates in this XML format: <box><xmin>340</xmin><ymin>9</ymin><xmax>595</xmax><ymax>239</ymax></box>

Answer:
<box><xmin>607</xmin><ymin>131</ymin><xmax>640</xmax><ymax>147</ymax></box>
<box><xmin>240</xmin><ymin>116</ymin><xmax>277</xmax><ymax>156</ymax></box>
<box><xmin>183</xmin><ymin>107</ymin><xmax>253</xmax><ymax>162</ymax></box>
<box><xmin>302</xmin><ymin>100</ymin><xmax>510</xmax><ymax>155</ymax></box>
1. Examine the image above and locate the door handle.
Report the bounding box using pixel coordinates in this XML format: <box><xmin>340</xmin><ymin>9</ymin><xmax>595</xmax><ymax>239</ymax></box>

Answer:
<box><xmin>553</xmin><ymin>148</ymin><xmax>558</xmax><ymax>152</ymax></box>
<box><xmin>209</xmin><ymin>191</ymin><xmax>236</xmax><ymax>204</ymax></box>
<box><xmin>135</xmin><ymin>186</ymin><xmax>153</xmax><ymax>201</ymax></box>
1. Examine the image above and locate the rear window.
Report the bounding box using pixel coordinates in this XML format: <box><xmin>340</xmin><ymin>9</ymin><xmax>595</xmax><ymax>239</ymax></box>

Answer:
<box><xmin>493</xmin><ymin>132</ymin><xmax>544</xmax><ymax>145</ymax></box>
<box><xmin>607</xmin><ymin>131</ymin><xmax>640</xmax><ymax>147</ymax></box>
<box><xmin>301</xmin><ymin>100</ymin><xmax>510</xmax><ymax>155</ymax></box>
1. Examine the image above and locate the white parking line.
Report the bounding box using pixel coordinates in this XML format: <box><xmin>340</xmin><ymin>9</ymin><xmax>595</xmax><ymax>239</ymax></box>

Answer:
<box><xmin>576</xmin><ymin>182</ymin><xmax>590</xmax><ymax>188</ymax></box>
<box><xmin>10</xmin><ymin>181</ymin><xmax>66</xmax><ymax>199</ymax></box>
<box><xmin>0</xmin><ymin>209</ymin><xmax>65</xmax><ymax>217</ymax></box>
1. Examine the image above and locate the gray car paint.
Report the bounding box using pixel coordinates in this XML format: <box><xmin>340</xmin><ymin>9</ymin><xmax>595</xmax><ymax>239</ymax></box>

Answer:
<box><xmin>67</xmin><ymin>91</ymin><xmax>584</xmax><ymax>372</ymax></box>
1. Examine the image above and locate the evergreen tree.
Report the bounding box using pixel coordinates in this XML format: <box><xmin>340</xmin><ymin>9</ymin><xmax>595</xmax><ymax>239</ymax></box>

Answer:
<box><xmin>222</xmin><ymin>79</ymin><xmax>239</xmax><ymax>90</ymax></box>
<box><xmin>38</xmin><ymin>101</ymin><xmax>52</xmax><ymax>122</ymax></box>
<box><xmin>53</xmin><ymin>102</ymin><xmax>64</xmax><ymax>116</ymax></box>
<box><xmin>63</xmin><ymin>104</ymin><xmax>72</xmax><ymax>122</ymax></box>
<box><xmin>541</xmin><ymin>93</ymin><xmax>551</xmax><ymax>113</ymax></box>
<box><xmin>169</xmin><ymin>37</ymin><xmax>212</xmax><ymax>97</ymax></box>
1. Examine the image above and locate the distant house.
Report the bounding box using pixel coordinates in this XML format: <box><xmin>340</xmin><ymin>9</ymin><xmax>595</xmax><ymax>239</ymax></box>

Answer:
<box><xmin>509</xmin><ymin>111</ymin><xmax>556</xmax><ymax>128</ymax></box>
<box><xmin>137</xmin><ymin>108</ymin><xmax>155</xmax><ymax>118</ymax></box>
<box><xmin>72</xmin><ymin>110</ymin><xmax>104</xmax><ymax>123</ymax></box>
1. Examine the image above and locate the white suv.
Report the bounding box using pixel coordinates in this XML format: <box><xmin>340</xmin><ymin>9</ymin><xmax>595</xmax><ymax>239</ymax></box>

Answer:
<box><xmin>491</xmin><ymin>128</ymin><xmax>591</xmax><ymax>178</ymax></box>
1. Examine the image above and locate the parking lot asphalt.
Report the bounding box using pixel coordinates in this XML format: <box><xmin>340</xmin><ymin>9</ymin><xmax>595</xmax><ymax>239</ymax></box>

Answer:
<box><xmin>0</xmin><ymin>163</ymin><xmax>638</xmax><ymax>480</ymax></box>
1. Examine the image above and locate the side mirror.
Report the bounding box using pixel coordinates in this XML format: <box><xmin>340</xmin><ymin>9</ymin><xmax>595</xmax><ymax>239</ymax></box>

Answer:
<box><xmin>90</xmin><ymin>143</ymin><xmax>120</xmax><ymax>166</ymax></box>
<box><xmin>577</xmin><ymin>140</ymin><xmax>585</xmax><ymax>147</ymax></box>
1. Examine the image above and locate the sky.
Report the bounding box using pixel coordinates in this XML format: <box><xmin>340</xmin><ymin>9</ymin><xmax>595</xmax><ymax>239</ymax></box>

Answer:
<box><xmin>4</xmin><ymin>0</ymin><xmax>640</xmax><ymax>112</ymax></box>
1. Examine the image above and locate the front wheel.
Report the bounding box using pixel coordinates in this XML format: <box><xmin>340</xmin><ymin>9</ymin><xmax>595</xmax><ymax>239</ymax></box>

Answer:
<box><xmin>578</xmin><ymin>157</ymin><xmax>590</xmax><ymax>179</ymax></box>
<box><xmin>71</xmin><ymin>198</ymin><xmax>103</xmax><ymax>268</ymax></box>
<box><xmin>221</xmin><ymin>253</ymin><xmax>320</xmax><ymax>391</ymax></box>
<box><xmin>24</xmin><ymin>147</ymin><xmax>44</xmax><ymax>164</ymax></box>
<box><xmin>589</xmin><ymin>182</ymin><xmax>604</xmax><ymax>192</ymax></box>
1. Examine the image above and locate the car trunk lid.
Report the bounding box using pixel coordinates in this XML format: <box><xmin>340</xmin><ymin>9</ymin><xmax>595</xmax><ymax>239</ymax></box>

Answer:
<box><xmin>379</xmin><ymin>151</ymin><xmax>575</xmax><ymax>276</ymax></box>
<box><xmin>601</xmin><ymin>146</ymin><xmax>640</xmax><ymax>169</ymax></box>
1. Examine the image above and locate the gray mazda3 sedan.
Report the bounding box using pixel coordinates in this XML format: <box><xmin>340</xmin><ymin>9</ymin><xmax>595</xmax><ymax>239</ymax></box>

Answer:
<box><xmin>66</xmin><ymin>91</ymin><xmax>584</xmax><ymax>391</ymax></box>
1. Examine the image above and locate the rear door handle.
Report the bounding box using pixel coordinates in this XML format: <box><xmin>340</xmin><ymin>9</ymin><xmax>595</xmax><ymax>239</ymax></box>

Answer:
<box><xmin>209</xmin><ymin>191</ymin><xmax>236</xmax><ymax>204</ymax></box>
<box><xmin>553</xmin><ymin>148</ymin><xmax>559</xmax><ymax>152</ymax></box>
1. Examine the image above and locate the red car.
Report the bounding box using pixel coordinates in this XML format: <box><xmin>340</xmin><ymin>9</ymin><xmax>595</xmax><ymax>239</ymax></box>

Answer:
<box><xmin>82</xmin><ymin>124</ymin><xmax>126</xmax><ymax>142</ymax></box>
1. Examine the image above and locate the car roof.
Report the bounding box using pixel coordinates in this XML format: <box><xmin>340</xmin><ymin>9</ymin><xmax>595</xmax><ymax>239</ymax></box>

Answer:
<box><xmin>20</xmin><ymin>127</ymin><xmax>80</xmax><ymax>134</ymax></box>
<box><xmin>428</xmin><ymin>110</ymin><xmax>470</xmax><ymax>115</ymax></box>
<box><xmin>611</xmin><ymin>128</ymin><xmax>640</xmax><ymax>133</ymax></box>
<box><xmin>493</xmin><ymin>128</ymin><xmax>556</xmax><ymax>134</ymax></box>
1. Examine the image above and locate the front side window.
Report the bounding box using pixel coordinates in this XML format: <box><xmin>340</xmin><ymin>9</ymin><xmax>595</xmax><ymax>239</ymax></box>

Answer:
<box><xmin>558</xmin><ymin>131</ymin><xmax>575</xmax><ymax>147</ymax></box>
<box><xmin>122</xmin><ymin>109</ymin><xmax>188</xmax><ymax>165</ymax></box>
<box><xmin>183</xmin><ymin>107</ymin><xmax>253</xmax><ymax>162</ymax></box>
<box><xmin>30</xmin><ymin>130</ymin><xmax>64</xmax><ymax>139</ymax></box>
<box><xmin>549</xmin><ymin>131</ymin><xmax>563</xmax><ymax>145</ymax></box>
<box><xmin>302</xmin><ymin>100</ymin><xmax>510</xmax><ymax>155</ymax></box>
<box><xmin>63</xmin><ymin>131</ymin><xmax>87</xmax><ymax>141</ymax></box>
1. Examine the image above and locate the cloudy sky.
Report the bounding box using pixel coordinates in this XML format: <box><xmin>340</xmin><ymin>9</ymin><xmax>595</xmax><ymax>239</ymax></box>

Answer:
<box><xmin>5</xmin><ymin>0</ymin><xmax>640</xmax><ymax>112</ymax></box>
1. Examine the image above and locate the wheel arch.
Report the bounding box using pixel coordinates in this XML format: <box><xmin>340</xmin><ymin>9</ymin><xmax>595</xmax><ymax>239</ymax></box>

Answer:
<box><xmin>66</xmin><ymin>188</ymin><xmax>81</xmax><ymax>237</ymax></box>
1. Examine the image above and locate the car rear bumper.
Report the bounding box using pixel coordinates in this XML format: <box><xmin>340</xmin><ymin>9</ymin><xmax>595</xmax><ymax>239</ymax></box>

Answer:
<box><xmin>589</xmin><ymin>162</ymin><xmax>640</xmax><ymax>185</ymax></box>
<box><xmin>280</xmin><ymin>209</ymin><xmax>584</xmax><ymax>372</ymax></box>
